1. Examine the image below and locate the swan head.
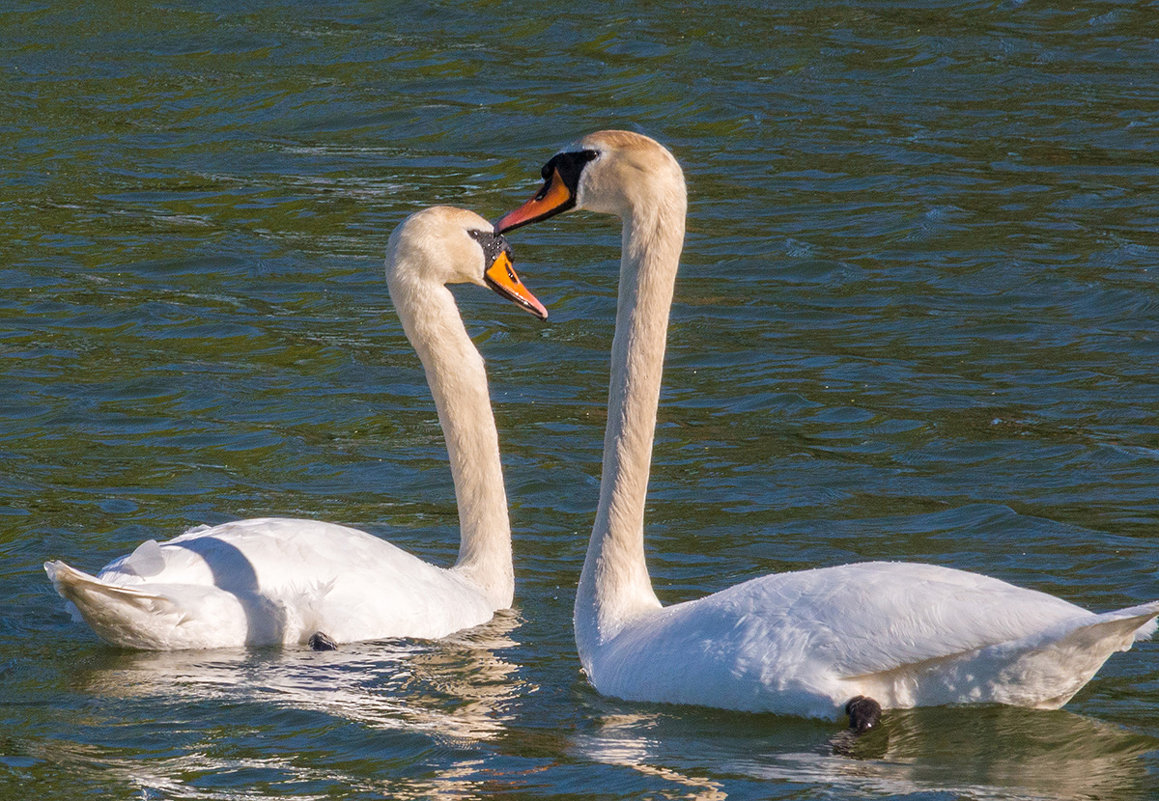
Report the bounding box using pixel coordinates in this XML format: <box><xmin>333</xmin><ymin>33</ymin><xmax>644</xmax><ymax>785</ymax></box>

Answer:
<box><xmin>494</xmin><ymin>130</ymin><xmax>684</xmax><ymax>232</ymax></box>
<box><xmin>387</xmin><ymin>206</ymin><xmax>547</xmax><ymax>319</ymax></box>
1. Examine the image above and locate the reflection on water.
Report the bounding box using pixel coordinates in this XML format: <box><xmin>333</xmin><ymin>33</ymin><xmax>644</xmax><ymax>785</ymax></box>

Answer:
<box><xmin>577</xmin><ymin>704</ymin><xmax>1158</xmax><ymax>801</ymax></box>
<box><xmin>43</xmin><ymin>613</ymin><xmax>528</xmax><ymax>798</ymax></box>
<box><xmin>575</xmin><ymin>711</ymin><xmax>729</xmax><ymax>801</ymax></box>
<box><xmin>78</xmin><ymin>611</ymin><xmax>525</xmax><ymax>743</ymax></box>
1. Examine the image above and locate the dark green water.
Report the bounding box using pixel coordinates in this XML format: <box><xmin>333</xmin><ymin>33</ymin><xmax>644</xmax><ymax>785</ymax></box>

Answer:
<box><xmin>4</xmin><ymin>1</ymin><xmax>1159</xmax><ymax>798</ymax></box>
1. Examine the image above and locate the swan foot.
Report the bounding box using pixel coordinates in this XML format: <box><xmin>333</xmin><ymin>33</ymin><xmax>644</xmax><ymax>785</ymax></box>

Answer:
<box><xmin>845</xmin><ymin>695</ymin><xmax>882</xmax><ymax>733</ymax></box>
<box><xmin>308</xmin><ymin>632</ymin><xmax>338</xmax><ymax>651</ymax></box>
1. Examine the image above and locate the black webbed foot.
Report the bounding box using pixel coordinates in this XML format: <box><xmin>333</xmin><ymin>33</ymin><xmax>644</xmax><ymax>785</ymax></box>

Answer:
<box><xmin>845</xmin><ymin>695</ymin><xmax>882</xmax><ymax>733</ymax></box>
<box><xmin>308</xmin><ymin>632</ymin><xmax>339</xmax><ymax>651</ymax></box>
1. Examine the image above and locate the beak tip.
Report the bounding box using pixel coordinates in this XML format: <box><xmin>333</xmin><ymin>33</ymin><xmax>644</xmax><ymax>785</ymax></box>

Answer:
<box><xmin>525</xmin><ymin>296</ymin><xmax>549</xmax><ymax>321</ymax></box>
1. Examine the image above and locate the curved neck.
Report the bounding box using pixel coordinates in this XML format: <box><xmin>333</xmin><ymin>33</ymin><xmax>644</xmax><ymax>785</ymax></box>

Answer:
<box><xmin>390</xmin><ymin>280</ymin><xmax>514</xmax><ymax>609</ymax></box>
<box><xmin>575</xmin><ymin>188</ymin><xmax>686</xmax><ymax>655</ymax></box>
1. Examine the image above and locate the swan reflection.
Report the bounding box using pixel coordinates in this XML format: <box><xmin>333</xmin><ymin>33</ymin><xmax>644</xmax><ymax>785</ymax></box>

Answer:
<box><xmin>576</xmin><ymin>703</ymin><xmax>1157</xmax><ymax>800</ymax></box>
<box><xmin>75</xmin><ymin>610</ymin><xmax>526</xmax><ymax>746</ymax></box>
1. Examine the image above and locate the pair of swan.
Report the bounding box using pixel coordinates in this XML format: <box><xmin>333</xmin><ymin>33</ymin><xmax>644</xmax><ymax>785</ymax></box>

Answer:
<box><xmin>47</xmin><ymin>132</ymin><xmax>1157</xmax><ymax>727</ymax></box>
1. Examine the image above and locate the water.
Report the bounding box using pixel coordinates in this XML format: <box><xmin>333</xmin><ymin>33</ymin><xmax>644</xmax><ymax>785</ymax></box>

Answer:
<box><xmin>3</xmin><ymin>1</ymin><xmax>1159</xmax><ymax>798</ymax></box>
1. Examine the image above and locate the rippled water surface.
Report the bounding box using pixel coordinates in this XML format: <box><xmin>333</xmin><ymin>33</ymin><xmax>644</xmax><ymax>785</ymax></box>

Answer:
<box><xmin>4</xmin><ymin>1</ymin><xmax>1159</xmax><ymax>798</ymax></box>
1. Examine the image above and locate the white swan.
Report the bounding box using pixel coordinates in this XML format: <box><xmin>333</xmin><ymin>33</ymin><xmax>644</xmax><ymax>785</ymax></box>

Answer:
<box><xmin>45</xmin><ymin>206</ymin><xmax>548</xmax><ymax>650</ymax></box>
<box><xmin>496</xmin><ymin>130</ymin><xmax>1159</xmax><ymax>726</ymax></box>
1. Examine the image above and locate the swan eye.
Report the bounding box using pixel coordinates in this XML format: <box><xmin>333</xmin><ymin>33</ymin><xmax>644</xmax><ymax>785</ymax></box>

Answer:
<box><xmin>554</xmin><ymin>150</ymin><xmax>599</xmax><ymax>186</ymax></box>
<box><xmin>530</xmin><ymin>150</ymin><xmax>600</xmax><ymax>202</ymax></box>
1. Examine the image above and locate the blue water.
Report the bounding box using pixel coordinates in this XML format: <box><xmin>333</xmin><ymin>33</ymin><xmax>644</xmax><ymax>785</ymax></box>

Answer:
<box><xmin>3</xmin><ymin>1</ymin><xmax>1159</xmax><ymax>798</ymax></box>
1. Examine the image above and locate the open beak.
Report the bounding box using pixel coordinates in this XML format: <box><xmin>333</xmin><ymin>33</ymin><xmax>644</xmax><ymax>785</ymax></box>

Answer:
<box><xmin>484</xmin><ymin>250</ymin><xmax>548</xmax><ymax>320</ymax></box>
<box><xmin>494</xmin><ymin>168</ymin><xmax>575</xmax><ymax>234</ymax></box>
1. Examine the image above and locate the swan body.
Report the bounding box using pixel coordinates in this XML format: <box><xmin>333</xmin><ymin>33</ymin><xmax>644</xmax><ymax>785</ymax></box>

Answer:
<box><xmin>47</xmin><ymin>206</ymin><xmax>547</xmax><ymax>650</ymax></box>
<box><xmin>496</xmin><ymin>130</ymin><xmax>1158</xmax><ymax>719</ymax></box>
<box><xmin>576</xmin><ymin>561</ymin><xmax>1157</xmax><ymax>718</ymax></box>
<box><xmin>45</xmin><ymin>519</ymin><xmax>497</xmax><ymax>650</ymax></box>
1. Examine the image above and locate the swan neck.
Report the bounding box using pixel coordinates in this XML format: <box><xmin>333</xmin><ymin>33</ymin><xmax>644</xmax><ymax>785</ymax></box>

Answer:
<box><xmin>576</xmin><ymin>187</ymin><xmax>686</xmax><ymax>653</ymax></box>
<box><xmin>391</xmin><ymin>281</ymin><xmax>514</xmax><ymax>609</ymax></box>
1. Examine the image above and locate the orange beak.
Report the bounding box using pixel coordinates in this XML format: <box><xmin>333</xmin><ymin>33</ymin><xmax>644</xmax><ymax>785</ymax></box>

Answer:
<box><xmin>494</xmin><ymin>168</ymin><xmax>575</xmax><ymax>234</ymax></box>
<box><xmin>484</xmin><ymin>250</ymin><xmax>548</xmax><ymax>320</ymax></box>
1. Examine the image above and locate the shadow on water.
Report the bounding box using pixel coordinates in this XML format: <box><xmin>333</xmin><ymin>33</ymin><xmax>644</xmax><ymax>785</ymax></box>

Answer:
<box><xmin>170</xmin><ymin>536</ymin><xmax>287</xmax><ymax>645</ymax></box>
<box><xmin>573</xmin><ymin>702</ymin><xmax>1159</xmax><ymax>801</ymax></box>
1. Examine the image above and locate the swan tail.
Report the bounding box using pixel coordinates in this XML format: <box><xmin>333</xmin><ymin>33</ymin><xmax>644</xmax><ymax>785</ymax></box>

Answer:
<box><xmin>45</xmin><ymin>560</ymin><xmax>174</xmax><ymax>610</ymax></box>
<box><xmin>1116</xmin><ymin>601</ymin><xmax>1159</xmax><ymax>643</ymax></box>
<box><xmin>846</xmin><ymin>601</ymin><xmax>1159</xmax><ymax>712</ymax></box>
<box><xmin>45</xmin><ymin>560</ymin><xmax>183</xmax><ymax>649</ymax></box>
<box><xmin>1005</xmin><ymin>601</ymin><xmax>1159</xmax><ymax>709</ymax></box>
<box><xmin>1050</xmin><ymin>602</ymin><xmax>1159</xmax><ymax>658</ymax></box>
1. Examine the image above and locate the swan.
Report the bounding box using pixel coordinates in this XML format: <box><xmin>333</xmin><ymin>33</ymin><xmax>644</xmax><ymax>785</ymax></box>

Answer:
<box><xmin>495</xmin><ymin>130</ymin><xmax>1159</xmax><ymax>728</ymax></box>
<box><xmin>45</xmin><ymin>206</ymin><xmax>548</xmax><ymax>650</ymax></box>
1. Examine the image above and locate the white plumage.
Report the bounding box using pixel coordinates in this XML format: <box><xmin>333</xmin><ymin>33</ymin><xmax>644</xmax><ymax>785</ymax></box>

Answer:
<box><xmin>589</xmin><ymin>561</ymin><xmax>1157</xmax><ymax>718</ymax></box>
<box><xmin>46</xmin><ymin>206</ymin><xmax>545</xmax><ymax>650</ymax></box>
<box><xmin>496</xmin><ymin>130</ymin><xmax>1158</xmax><ymax>720</ymax></box>
<box><xmin>45</xmin><ymin>519</ymin><xmax>494</xmax><ymax>650</ymax></box>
